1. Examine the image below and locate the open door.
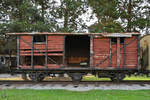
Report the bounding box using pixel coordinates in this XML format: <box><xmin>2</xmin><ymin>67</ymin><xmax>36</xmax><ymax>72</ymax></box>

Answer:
<box><xmin>65</xmin><ymin>35</ymin><xmax>90</xmax><ymax>67</ymax></box>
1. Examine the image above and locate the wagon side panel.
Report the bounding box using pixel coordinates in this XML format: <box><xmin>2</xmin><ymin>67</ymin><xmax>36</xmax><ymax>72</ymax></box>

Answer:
<box><xmin>47</xmin><ymin>36</ymin><xmax>64</xmax><ymax>68</ymax></box>
<box><xmin>111</xmin><ymin>44</ymin><xmax>117</xmax><ymax>68</ymax></box>
<box><xmin>19</xmin><ymin>35</ymin><xmax>65</xmax><ymax>69</ymax></box>
<box><xmin>19</xmin><ymin>36</ymin><xmax>32</xmax><ymax>50</ymax></box>
<box><xmin>125</xmin><ymin>36</ymin><xmax>138</xmax><ymax>69</ymax></box>
<box><xmin>47</xmin><ymin>36</ymin><xmax>64</xmax><ymax>52</ymax></box>
<box><xmin>93</xmin><ymin>38</ymin><xmax>110</xmax><ymax>68</ymax></box>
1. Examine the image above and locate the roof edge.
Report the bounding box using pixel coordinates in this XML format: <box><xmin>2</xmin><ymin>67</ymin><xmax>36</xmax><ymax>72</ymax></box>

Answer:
<box><xmin>6</xmin><ymin>32</ymin><xmax>140</xmax><ymax>37</ymax></box>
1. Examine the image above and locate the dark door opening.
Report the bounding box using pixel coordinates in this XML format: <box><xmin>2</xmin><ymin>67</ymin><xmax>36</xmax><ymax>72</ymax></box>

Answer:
<box><xmin>65</xmin><ymin>35</ymin><xmax>90</xmax><ymax>67</ymax></box>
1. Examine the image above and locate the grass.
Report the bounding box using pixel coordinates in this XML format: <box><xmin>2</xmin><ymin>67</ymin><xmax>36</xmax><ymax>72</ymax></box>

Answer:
<box><xmin>0</xmin><ymin>76</ymin><xmax>150</xmax><ymax>100</ymax></box>
<box><xmin>0</xmin><ymin>89</ymin><xmax>150</xmax><ymax>100</ymax></box>
<box><xmin>83</xmin><ymin>75</ymin><xmax>150</xmax><ymax>81</ymax></box>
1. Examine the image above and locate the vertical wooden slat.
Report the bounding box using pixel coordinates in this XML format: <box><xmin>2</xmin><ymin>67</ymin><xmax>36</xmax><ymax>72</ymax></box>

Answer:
<box><xmin>137</xmin><ymin>35</ymin><xmax>140</xmax><ymax>69</ymax></box>
<box><xmin>109</xmin><ymin>38</ymin><xmax>112</xmax><ymax>67</ymax></box>
<box><xmin>117</xmin><ymin>38</ymin><xmax>121</xmax><ymax>68</ymax></box>
<box><xmin>63</xmin><ymin>36</ymin><xmax>66</xmax><ymax>67</ymax></box>
<box><xmin>90</xmin><ymin>36</ymin><xmax>94</xmax><ymax>67</ymax></box>
<box><xmin>17</xmin><ymin>36</ymin><xmax>20</xmax><ymax>67</ymax></box>
<box><xmin>31</xmin><ymin>35</ymin><xmax>34</xmax><ymax>69</ymax></box>
<box><xmin>123</xmin><ymin>39</ymin><xmax>126</xmax><ymax>68</ymax></box>
<box><xmin>45</xmin><ymin>35</ymin><xmax>48</xmax><ymax>68</ymax></box>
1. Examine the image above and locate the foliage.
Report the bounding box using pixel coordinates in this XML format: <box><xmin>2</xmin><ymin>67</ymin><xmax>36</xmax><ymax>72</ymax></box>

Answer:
<box><xmin>0</xmin><ymin>0</ymin><xmax>149</xmax><ymax>33</ymax></box>
<box><xmin>0</xmin><ymin>0</ymin><xmax>56</xmax><ymax>33</ymax></box>
<box><xmin>88</xmin><ymin>0</ymin><xmax>123</xmax><ymax>33</ymax></box>
<box><xmin>51</xmin><ymin>0</ymin><xmax>87</xmax><ymax>32</ymax></box>
<box><xmin>117</xmin><ymin>0</ymin><xmax>150</xmax><ymax>33</ymax></box>
<box><xmin>88</xmin><ymin>0</ymin><xmax>150</xmax><ymax>33</ymax></box>
<box><xmin>89</xmin><ymin>19</ymin><xmax>123</xmax><ymax>33</ymax></box>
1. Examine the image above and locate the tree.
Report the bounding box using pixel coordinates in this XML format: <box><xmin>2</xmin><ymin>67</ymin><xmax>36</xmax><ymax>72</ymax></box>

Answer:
<box><xmin>0</xmin><ymin>0</ymin><xmax>56</xmax><ymax>33</ymax></box>
<box><xmin>88</xmin><ymin>0</ymin><xmax>150</xmax><ymax>33</ymax></box>
<box><xmin>88</xmin><ymin>0</ymin><xmax>123</xmax><ymax>33</ymax></box>
<box><xmin>118</xmin><ymin>0</ymin><xmax>150</xmax><ymax>33</ymax></box>
<box><xmin>51</xmin><ymin>0</ymin><xmax>87</xmax><ymax>32</ymax></box>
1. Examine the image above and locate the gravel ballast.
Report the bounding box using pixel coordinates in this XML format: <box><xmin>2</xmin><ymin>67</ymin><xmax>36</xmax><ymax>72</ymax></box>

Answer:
<box><xmin>1</xmin><ymin>83</ymin><xmax>150</xmax><ymax>91</ymax></box>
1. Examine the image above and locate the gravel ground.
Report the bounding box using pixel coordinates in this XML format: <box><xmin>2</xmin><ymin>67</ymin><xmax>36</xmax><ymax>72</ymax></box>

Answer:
<box><xmin>0</xmin><ymin>83</ymin><xmax>150</xmax><ymax>91</ymax></box>
<box><xmin>0</xmin><ymin>74</ymin><xmax>21</xmax><ymax>78</ymax></box>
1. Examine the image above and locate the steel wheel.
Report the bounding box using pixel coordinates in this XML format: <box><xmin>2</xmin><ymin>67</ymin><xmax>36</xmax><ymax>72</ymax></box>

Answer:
<box><xmin>29</xmin><ymin>73</ymin><xmax>45</xmax><ymax>82</ymax></box>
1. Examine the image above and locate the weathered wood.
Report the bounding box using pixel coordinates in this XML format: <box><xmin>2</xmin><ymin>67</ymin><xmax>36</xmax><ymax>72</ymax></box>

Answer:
<box><xmin>90</xmin><ymin>36</ymin><xmax>94</xmax><ymax>67</ymax></box>
<box><xmin>17</xmin><ymin>36</ymin><xmax>20</xmax><ymax>67</ymax></box>
<box><xmin>93</xmin><ymin>38</ymin><xmax>110</xmax><ymax>68</ymax></box>
<box><xmin>45</xmin><ymin>35</ymin><xmax>48</xmax><ymax>68</ymax></box>
<box><xmin>137</xmin><ymin>36</ymin><xmax>140</xmax><ymax>69</ymax></box>
<box><xmin>17</xmin><ymin>33</ymin><xmax>139</xmax><ymax>69</ymax></box>
<box><xmin>31</xmin><ymin>36</ymin><xmax>34</xmax><ymax>69</ymax></box>
<box><xmin>63</xmin><ymin>36</ymin><xmax>66</xmax><ymax>67</ymax></box>
<box><xmin>109</xmin><ymin>38</ymin><xmax>112</xmax><ymax>67</ymax></box>
<box><xmin>117</xmin><ymin>38</ymin><xmax>121</xmax><ymax>68</ymax></box>
<box><xmin>6</xmin><ymin>32</ymin><xmax>140</xmax><ymax>37</ymax></box>
<box><xmin>123</xmin><ymin>39</ymin><xmax>126</xmax><ymax>68</ymax></box>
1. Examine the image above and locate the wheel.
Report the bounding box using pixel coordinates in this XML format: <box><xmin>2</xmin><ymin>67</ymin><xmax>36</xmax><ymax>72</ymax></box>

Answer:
<box><xmin>29</xmin><ymin>73</ymin><xmax>45</xmax><ymax>82</ymax></box>
<box><xmin>69</xmin><ymin>73</ymin><xmax>83</xmax><ymax>82</ymax></box>
<box><xmin>21</xmin><ymin>73</ymin><xmax>28</xmax><ymax>80</ymax></box>
<box><xmin>110</xmin><ymin>74</ymin><xmax>125</xmax><ymax>82</ymax></box>
<box><xmin>59</xmin><ymin>73</ymin><xmax>64</xmax><ymax>77</ymax></box>
<box><xmin>110</xmin><ymin>77</ymin><xmax>116</xmax><ymax>81</ymax></box>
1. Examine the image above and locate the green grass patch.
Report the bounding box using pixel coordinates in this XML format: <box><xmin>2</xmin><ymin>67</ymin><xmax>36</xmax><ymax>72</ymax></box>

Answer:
<box><xmin>82</xmin><ymin>75</ymin><xmax>150</xmax><ymax>81</ymax></box>
<box><xmin>0</xmin><ymin>89</ymin><xmax>150</xmax><ymax>100</ymax></box>
<box><xmin>124</xmin><ymin>75</ymin><xmax>150</xmax><ymax>80</ymax></box>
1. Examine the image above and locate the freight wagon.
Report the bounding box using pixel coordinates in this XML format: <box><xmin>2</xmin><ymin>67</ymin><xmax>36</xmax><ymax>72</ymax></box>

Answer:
<box><xmin>6</xmin><ymin>32</ymin><xmax>141</xmax><ymax>81</ymax></box>
<box><xmin>140</xmin><ymin>34</ymin><xmax>150</xmax><ymax>70</ymax></box>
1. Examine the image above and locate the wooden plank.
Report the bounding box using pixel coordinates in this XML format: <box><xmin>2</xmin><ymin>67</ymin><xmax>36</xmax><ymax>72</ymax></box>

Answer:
<box><xmin>45</xmin><ymin>35</ymin><xmax>48</xmax><ymax>68</ymax></box>
<box><xmin>19</xmin><ymin>36</ymin><xmax>32</xmax><ymax>49</ymax></box>
<box><xmin>93</xmin><ymin>38</ymin><xmax>110</xmax><ymax>68</ymax></box>
<box><xmin>117</xmin><ymin>38</ymin><xmax>121</xmax><ymax>68</ymax></box>
<box><xmin>63</xmin><ymin>36</ymin><xmax>66</xmax><ymax>66</ymax></box>
<box><xmin>17</xmin><ymin>36</ymin><xmax>20</xmax><ymax>67</ymax></box>
<box><xmin>90</xmin><ymin>36</ymin><xmax>94</xmax><ymax>67</ymax></box>
<box><xmin>109</xmin><ymin>38</ymin><xmax>112</xmax><ymax>67</ymax></box>
<box><xmin>47</xmin><ymin>36</ymin><xmax>64</xmax><ymax>51</ymax></box>
<box><xmin>31</xmin><ymin>36</ymin><xmax>34</xmax><ymax>69</ymax></box>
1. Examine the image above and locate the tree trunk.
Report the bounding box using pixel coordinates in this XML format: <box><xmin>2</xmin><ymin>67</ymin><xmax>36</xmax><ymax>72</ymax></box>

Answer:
<box><xmin>127</xmin><ymin>0</ymin><xmax>132</xmax><ymax>32</ymax></box>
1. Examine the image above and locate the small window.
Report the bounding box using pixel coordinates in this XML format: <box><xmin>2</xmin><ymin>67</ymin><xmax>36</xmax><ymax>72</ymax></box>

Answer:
<box><xmin>111</xmin><ymin>38</ymin><xmax>117</xmax><ymax>44</ymax></box>
<box><xmin>33</xmin><ymin>35</ymin><xmax>46</xmax><ymax>43</ymax></box>
<box><xmin>111</xmin><ymin>38</ymin><xmax>125</xmax><ymax>44</ymax></box>
<box><xmin>120</xmin><ymin>37</ymin><xmax>125</xmax><ymax>44</ymax></box>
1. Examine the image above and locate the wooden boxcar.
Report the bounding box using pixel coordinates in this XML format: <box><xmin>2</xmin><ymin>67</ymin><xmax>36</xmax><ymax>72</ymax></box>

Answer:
<box><xmin>7</xmin><ymin>32</ymin><xmax>140</xmax><ymax>81</ymax></box>
<box><xmin>140</xmin><ymin>34</ymin><xmax>150</xmax><ymax>70</ymax></box>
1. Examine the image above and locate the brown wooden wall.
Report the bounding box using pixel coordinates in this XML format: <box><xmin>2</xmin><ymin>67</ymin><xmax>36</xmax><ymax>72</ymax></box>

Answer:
<box><xmin>47</xmin><ymin>36</ymin><xmax>64</xmax><ymax>52</ymax></box>
<box><xmin>18</xmin><ymin>35</ymin><xmax>138</xmax><ymax>69</ymax></box>
<box><xmin>20</xmin><ymin>36</ymin><xmax>32</xmax><ymax>50</ymax></box>
<box><xmin>93</xmin><ymin>36</ymin><xmax>138</xmax><ymax>69</ymax></box>
<box><xmin>19</xmin><ymin>35</ymin><xmax>64</xmax><ymax>69</ymax></box>
<box><xmin>125</xmin><ymin>36</ymin><xmax>138</xmax><ymax>68</ymax></box>
<box><xmin>93</xmin><ymin>38</ymin><xmax>110</xmax><ymax>68</ymax></box>
<box><xmin>19</xmin><ymin>36</ymin><xmax>64</xmax><ymax>56</ymax></box>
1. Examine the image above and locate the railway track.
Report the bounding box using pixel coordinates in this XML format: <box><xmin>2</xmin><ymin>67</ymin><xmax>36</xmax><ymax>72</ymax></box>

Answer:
<box><xmin>0</xmin><ymin>80</ymin><xmax>150</xmax><ymax>85</ymax></box>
